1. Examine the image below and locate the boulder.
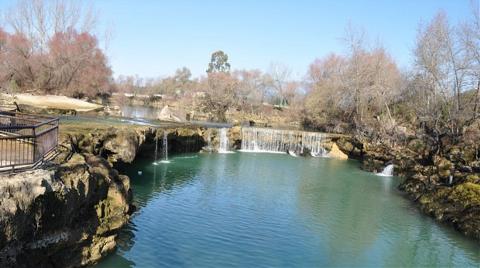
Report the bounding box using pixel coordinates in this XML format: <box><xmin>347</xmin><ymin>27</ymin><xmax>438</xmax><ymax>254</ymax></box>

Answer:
<box><xmin>157</xmin><ymin>105</ymin><xmax>182</xmax><ymax>122</ymax></box>
<box><xmin>327</xmin><ymin>143</ymin><xmax>348</xmax><ymax>160</ymax></box>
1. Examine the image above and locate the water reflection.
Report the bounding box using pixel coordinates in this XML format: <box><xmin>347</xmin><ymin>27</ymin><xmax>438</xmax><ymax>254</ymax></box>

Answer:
<box><xmin>97</xmin><ymin>153</ymin><xmax>479</xmax><ymax>268</ymax></box>
<box><xmin>116</xmin><ymin>155</ymin><xmax>200</xmax><ymax>207</ymax></box>
<box><xmin>296</xmin><ymin>158</ymin><xmax>479</xmax><ymax>267</ymax></box>
<box><xmin>121</xmin><ymin>105</ymin><xmax>158</xmax><ymax>119</ymax></box>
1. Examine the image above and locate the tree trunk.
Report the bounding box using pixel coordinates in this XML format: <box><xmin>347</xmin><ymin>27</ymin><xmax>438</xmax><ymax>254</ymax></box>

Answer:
<box><xmin>473</xmin><ymin>79</ymin><xmax>480</xmax><ymax>120</ymax></box>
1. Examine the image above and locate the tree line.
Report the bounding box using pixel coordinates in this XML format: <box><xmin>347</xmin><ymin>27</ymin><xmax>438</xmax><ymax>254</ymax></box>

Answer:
<box><xmin>2</xmin><ymin>0</ymin><xmax>480</xmax><ymax>142</ymax></box>
<box><xmin>115</xmin><ymin>51</ymin><xmax>302</xmax><ymax>122</ymax></box>
<box><xmin>0</xmin><ymin>0</ymin><xmax>111</xmax><ymax>98</ymax></box>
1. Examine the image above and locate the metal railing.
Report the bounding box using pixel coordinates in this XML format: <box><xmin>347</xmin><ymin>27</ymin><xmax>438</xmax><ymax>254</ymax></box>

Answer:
<box><xmin>0</xmin><ymin>112</ymin><xmax>59</xmax><ymax>171</ymax></box>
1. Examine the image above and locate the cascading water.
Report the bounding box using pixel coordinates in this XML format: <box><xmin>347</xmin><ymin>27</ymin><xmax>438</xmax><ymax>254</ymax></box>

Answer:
<box><xmin>207</xmin><ymin>131</ymin><xmax>212</xmax><ymax>150</ymax></box>
<box><xmin>240</xmin><ymin>127</ymin><xmax>328</xmax><ymax>156</ymax></box>
<box><xmin>153</xmin><ymin>134</ymin><xmax>159</xmax><ymax>165</ymax></box>
<box><xmin>377</xmin><ymin>164</ymin><xmax>394</xmax><ymax>177</ymax></box>
<box><xmin>218</xmin><ymin>128</ymin><xmax>233</xmax><ymax>153</ymax></box>
<box><xmin>159</xmin><ymin>131</ymin><xmax>170</xmax><ymax>163</ymax></box>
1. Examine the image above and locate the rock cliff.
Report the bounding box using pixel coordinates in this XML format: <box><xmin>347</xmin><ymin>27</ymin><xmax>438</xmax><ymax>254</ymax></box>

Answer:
<box><xmin>0</xmin><ymin>153</ymin><xmax>133</xmax><ymax>267</ymax></box>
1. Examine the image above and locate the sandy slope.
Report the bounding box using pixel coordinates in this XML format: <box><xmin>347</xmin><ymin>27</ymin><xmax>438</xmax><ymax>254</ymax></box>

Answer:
<box><xmin>2</xmin><ymin>94</ymin><xmax>103</xmax><ymax>112</ymax></box>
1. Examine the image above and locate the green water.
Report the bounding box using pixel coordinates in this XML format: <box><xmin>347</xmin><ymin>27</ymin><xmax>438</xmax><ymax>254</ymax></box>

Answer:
<box><xmin>96</xmin><ymin>153</ymin><xmax>479</xmax><ymax>267</ymax></box>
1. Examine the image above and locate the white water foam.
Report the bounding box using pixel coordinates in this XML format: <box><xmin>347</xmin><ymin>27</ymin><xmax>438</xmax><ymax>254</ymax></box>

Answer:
<box><xmin>377</xmin><ymin>164</ymin><xmax>394</xmax><ymax>177</ymax></box>
<box><xmin>218</xmin><ymin>128</ymin><xmax>234</xmax><ymax>154</ymax></box>
<box><xmin>240</xmin><ymin>127</ymin><xmax>327</xmax><ymax>156</ymax></box>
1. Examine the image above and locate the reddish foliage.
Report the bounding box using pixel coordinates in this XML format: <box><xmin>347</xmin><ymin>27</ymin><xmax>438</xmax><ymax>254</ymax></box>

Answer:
<box><xmin>0</xmin><ymin>26</ymin><xmax>112</xmax><ymax>98</ymax></box>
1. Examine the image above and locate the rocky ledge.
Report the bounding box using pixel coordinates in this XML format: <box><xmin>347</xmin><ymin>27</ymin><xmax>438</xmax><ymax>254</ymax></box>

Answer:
<box><xmin>0</xmin><ymin>122</ymin><xmax>214</xmax><ymax>267</ymax></box>
<box><xmin>0</xmin><ymin>153</ymin><xmax>133</xmax><ymax>267</ymax></box>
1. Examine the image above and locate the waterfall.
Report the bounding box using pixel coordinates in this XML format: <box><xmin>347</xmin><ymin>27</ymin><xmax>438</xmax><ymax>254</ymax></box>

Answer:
<box><xmin>153</xmin><ymin>134</ymin><xmax>159</xmax><ymax>165</ymax></box>
<box><xmin>207</xmin><ymin>131</ymin><xmax>212</xmax><ymax>150</ymax></box>
<box><xmin>240</xmin><ymin>127</ymin><xmax>327</xmax><ymax>156</ymax></box>
<box><xmin>377</xmin><ymin>164</ymin><xmax>394</xmax><ymax>177</ymax></box>
<box><xmin>159</xmin><ymin>131</ymin><xmax>170</xmax><ymax>163</ymax></box>
<box><xmin>218</xmin><ymin>128</ymin><xmax>233</xmax><ymax>153</ymax></box>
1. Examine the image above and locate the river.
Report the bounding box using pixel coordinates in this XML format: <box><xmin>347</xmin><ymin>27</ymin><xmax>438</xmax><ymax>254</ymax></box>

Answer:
<box><xmin>95</xmin><ymin>152</ymin><xmax>479</xmax><ymax>267</ymax></box>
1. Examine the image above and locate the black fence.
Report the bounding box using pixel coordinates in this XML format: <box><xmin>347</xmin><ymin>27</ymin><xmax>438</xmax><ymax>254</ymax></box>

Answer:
<box><xmin>0</xmin><ymin>112</ymin><xmax>59</xmax><ymax>171</ymax></box>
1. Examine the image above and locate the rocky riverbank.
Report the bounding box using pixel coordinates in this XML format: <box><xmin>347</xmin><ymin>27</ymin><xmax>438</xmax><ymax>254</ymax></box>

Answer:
<box><xmin>62</xmin><ymin>122</ymin><xmax>480</xmax><ymax>244</ymax></box>
<box><xmin>346</xmin><ymin>122</ymin><xmax>480</xmax><ymax>242</ymax></box>
<box><xmin>0</xmin><ymin>153</ymin><xmax>133</xmax><ymax>267</ymax></box>
<box><xmin>0</xmin><ymin>120</ymin><xmax>213</xmax><ymax>267</ymax></box>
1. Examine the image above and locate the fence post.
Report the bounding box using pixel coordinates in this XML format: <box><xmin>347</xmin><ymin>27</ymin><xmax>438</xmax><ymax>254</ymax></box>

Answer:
<box><xmin>0</xmin><ymin>114</ymin><xmax>59</xmax><ymax>171</ymax></box>
<box><xmin>32</xmin><ymin>126</ymin><xmax>36</xmax><ymax>164</ymax></box>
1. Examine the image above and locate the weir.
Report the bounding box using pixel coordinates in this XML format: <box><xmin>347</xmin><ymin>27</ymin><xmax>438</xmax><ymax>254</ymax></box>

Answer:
<box><xmin>240</xmin><ymin>127</ymin><xmax>328</xmax><ymax>156</ymax></box>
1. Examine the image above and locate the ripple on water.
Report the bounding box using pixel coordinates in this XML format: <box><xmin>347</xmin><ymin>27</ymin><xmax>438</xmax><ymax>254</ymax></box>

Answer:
<box><xmin>96</xmin><ymin>153</ymin><xmax>480</xmax><ymax>268</ymax></box>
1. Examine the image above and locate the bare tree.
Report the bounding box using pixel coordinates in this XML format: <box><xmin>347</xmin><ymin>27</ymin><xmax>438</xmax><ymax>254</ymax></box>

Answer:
<box><xmin>0</xmin><ymin>0</ymin><xmax>111</xmax><ymax>98</ymax></box>
<box><xmin>267</xmin><ymin>63</ymin><xmax>294</xmax><ymax>106</ymax></box>
<box><xmin>5</xmin><ymin>0</ymin><xmax>97</xmax><ymax>52</ymax></box>
<box><xmin>304</xmin><ymin>35</ymin><xmax>400</xmax><ymax>135</ymax></box>
<box><xmin>461</xmin><ymin>0</ymin><xmax>480</xmax><ymax>119</ymax></box>
<box><xmin>414</xmin><ymin>11</ymin><xmax>470</xmax><ymax>136</ymax></box>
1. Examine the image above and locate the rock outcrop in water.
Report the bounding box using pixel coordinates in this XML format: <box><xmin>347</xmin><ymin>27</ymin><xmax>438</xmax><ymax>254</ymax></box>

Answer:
<box><xmin>327</xmin><ymin>143</ymin><xmax>348</xmax><ymax>160</ymax></box>
<box><xmin>0</xmin><ymin>153</ymin><xmax>133</xmax><ymax>267</ymax></box>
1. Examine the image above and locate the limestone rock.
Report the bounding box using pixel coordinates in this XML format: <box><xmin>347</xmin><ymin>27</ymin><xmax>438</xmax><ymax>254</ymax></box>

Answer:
<box><xmin>336</xmin><ymin>137</ymin><xmax>363</xmax><ymax>159</ymax></box>
<box><xmin>103</xmin><ymin>128</ymin><xmax>144</xmax><ymax>163</ymax></box>
<box><xmin>157</xmin><ymin>105</ymin><xmax>182</xmax><ymax>122</ymax></box>
<box><xmin>328</xmin><ymin>143</ymin><xmax>348</xmax><ymax>160</ymax></box>
<box><xmin>67</xmin><ymin>127</ymin><xmax>150</xmax><ymax>164</ymax></box>
<box><xmin>0</xmin><ymin>153</ymin><xmax>132</xmax><ymax>267</ymax></box>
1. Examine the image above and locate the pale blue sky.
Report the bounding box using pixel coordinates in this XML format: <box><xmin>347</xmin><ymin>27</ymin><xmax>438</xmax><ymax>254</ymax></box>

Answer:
<box><xmin>0</xmin><ymin>0</ymin><xmax>473</xmax><ymax>79</ymax></box>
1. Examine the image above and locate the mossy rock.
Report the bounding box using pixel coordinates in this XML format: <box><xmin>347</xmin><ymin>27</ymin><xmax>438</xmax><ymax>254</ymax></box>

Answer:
<box><xmin>448</xmin><ymin>183</ymin><xmax>480</xmax><ymax>207</ymax></box>
<box><xmin>434</xmin><ymin>157</ymin><xmax>454</xmax><ymax>179</ymax></box>
<box><xmin>447</xmin><ymin>146</ymin><xmax>462</xmax><ymax>162</ymax></box>
<box><xmin>462</xmin><ymin>146</ymin><xmax>478</xmax><ymax>163</ymax></box>
<box><xmin>472</xmin><ymin>161</ymin><xmax>480</xmax><ymax>172</ymax></box>
<box><xmin>464</xmin><ymin>174</ymin><xmax>480</xmax><ymax>184</ymax></box>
